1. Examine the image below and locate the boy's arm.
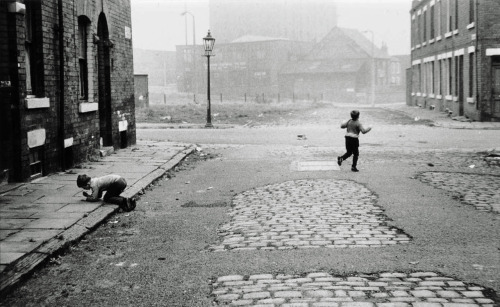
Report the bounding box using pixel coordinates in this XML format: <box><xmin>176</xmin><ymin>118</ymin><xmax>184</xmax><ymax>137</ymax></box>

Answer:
<box><xmin>340</xmin><ymin>120</ymin><xmax>349</xmax><ymax>129</ymax></box>
<box><xmin>359</xmin><ymin>123</ymin><xmax>372</xmax><ymax>134</ymax></box>
<box><xmin>84</xmin><ymin>187</ymin><xmax>101</xmax><ymax>202</ymax></box>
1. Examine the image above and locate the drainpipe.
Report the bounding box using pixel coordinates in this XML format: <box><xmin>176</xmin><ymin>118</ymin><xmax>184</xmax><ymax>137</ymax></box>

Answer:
<box><xmin>58</xmin><ymin>0</ymin><xmax>65</xmax><ymax>170</ymax></box>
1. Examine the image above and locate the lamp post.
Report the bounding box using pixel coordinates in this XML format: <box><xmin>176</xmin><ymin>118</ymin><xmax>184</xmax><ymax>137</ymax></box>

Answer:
<box><xmin>363</xmin><ymin>30</ymin><xmax>375</xmax><ymax>107</ymax></box>
<box><xmin>203</xmin><ymin>30</ymin><xmax>215</xmax><ymax>128</ymax></box>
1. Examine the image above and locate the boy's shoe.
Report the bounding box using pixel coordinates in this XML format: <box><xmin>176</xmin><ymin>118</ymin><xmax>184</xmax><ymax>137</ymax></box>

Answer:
<box><xmin>119</xmin><ymin>199</ymin><xmax>130</xmax><ymax>211</ymax></box>
<box><xmin>351</xmin><ymin>167</ymin><xmax>359</xmax><ymax>172</ymax></box>
<box><xmin>129</xmin><ymin>197</ymin><xmax>137</xmax><ymax>211</ymax></box>
<box><xmin>337</xmin><ymin>156</ymin><xmax>343</xmax><ymax>166</ymax></box>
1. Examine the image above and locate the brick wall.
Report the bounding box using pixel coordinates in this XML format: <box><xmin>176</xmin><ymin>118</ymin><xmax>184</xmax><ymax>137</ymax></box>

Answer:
<box><xmin>1</xmin><ymin>0</ymin><xmax>135</xmax><ymax>182</ymax></box>
<box><xmin>409</xmin><ymin>0</ymin><xmax>500</xmax><ymax>121</ymax></box>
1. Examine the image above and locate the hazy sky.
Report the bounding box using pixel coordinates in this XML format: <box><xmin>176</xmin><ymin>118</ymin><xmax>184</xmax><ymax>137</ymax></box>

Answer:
<box><xmin>131</xmin><ymin>0</ymin><xmax>411</xmax><ymax>55</ymax></box>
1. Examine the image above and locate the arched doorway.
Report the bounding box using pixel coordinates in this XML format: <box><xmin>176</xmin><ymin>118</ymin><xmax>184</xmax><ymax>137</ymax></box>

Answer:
<box><xmin>97</xmin><ymin>13</ymin><xmax>112</xmax><ymax>146</ymax></box>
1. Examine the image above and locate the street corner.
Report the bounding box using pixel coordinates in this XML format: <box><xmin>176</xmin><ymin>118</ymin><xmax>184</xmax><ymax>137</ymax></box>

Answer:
<box><xmin>207</xmin><ymin>179</ymin><xmax>411</xmax><ymax>252</ymax></box>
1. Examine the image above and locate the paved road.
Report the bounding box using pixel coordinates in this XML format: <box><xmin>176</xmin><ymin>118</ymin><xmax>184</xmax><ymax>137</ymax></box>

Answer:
<box><xmin>1</xmin><ymin>104</ymin><xmax>499</xmax><ymax>306</ymax></box>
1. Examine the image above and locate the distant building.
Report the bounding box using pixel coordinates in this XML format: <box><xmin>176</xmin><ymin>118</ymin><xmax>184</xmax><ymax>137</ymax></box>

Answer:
<box><xmin>177</xmin><ymin>36</ymin><xmax>313</xmax><ymax>100</ymax></box>
<box><xmin>210</xmin><ymin>0</ymin><xmax>337</xmax><ymax>44</ymax></box>
<box><xmin>134</xmin><ymin>74</ymin><xmax>149</xmax><ymax>108</ymax></box>
<box><xmin>408</xmin><ymin>0</ymin><xmax>500</xmax><ymax>121</ymax></box>
<box><xmin>279</xmin><ymin>27</ymin><xmax>399</xmax><ymax>103</ymax></box>
<box><xmin>133</xmin><ymin>49</ymin><xmax>176</xmax><ymax>87</ymax></box>
<box><xmin>0</xmin><ymin>1</ymin><xmax>135</xmax><ymax>183</ymax></box>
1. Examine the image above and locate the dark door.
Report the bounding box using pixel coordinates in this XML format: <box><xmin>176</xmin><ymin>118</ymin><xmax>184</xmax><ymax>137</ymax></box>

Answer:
<box><xmin>458</xmin><ymin>55</ymin><xmax>464</xmax><ymax>116</ymax></box>
<box><xmin>97</xmin><ymin>13</ymin><xmax>113</xmax><ymax>146</ymax></box>
<box><xmin>492</xmin><ymin>57</ymin><xmax>500</xmax><ymax>119</ymax></box>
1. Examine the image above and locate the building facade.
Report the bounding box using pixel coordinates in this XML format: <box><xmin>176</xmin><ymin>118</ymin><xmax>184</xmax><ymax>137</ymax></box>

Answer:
<box><xmin>0</xmin><ymin>0</ymin><xmax>135</xmax><ymax>183</ymax></box>
<box><xmin>279</xmin><ymin>27</ymin><xmax>398</xmax><ymax>103</ymax></box>
<box><xmin>176</xmin><ymin>36</ymin><xmax>313</xmax><ymax>100</ymax></box>
<box><xmin>409</xmin><ymin>0</ymin><xmax>500</xmax><ymax>121</ymax></box>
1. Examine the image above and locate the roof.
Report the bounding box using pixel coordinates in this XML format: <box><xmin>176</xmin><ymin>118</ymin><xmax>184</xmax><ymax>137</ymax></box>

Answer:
<box><xmin>280</xmin><ymin>60</ymin><xmax>365</xmax><ymax>75</ymax></box>
<box><xmin>307</xmin><ymin>27</ymin><xmax>390</xmax><ymax>60</ymax></box>
<box><xmin>231</xmin><ymin>35</ymin><xmax>289</xmax><ymax>43</ymax></box>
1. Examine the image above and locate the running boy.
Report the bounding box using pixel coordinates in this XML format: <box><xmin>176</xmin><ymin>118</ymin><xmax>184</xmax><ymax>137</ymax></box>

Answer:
<box><xmin>77</xmin><ymin>174</ymin><xmax>136</xmax><ymax>211</ymax></box>
<box><xmin>337</xmin><ymin>110</ymin><xmax>372</xmax><ymax>172</ymax></box>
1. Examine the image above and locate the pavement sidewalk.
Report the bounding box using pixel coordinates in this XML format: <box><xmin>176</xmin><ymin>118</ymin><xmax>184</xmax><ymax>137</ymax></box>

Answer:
<box><xmin>0</xmin><ymin>140</ymin><xmax>194</xmax><ymax>294</ymax></box>
<box><xmin>378</xmin><ymin>102</ymin><xmax>500</xmax><ymax>130</ymax></box>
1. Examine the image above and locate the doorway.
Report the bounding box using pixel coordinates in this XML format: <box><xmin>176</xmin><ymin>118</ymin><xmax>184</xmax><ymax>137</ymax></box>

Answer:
<box><xmin>457</xmin><ymin>55</ymin><xmax>464</xmax><ymax>116</ymax></box>
<box><xmin>492</xmin><ymin>56</ymin><xmax>500</xmax><ymax>119</ymax></box>
<box><xmin>97</xmin><ymin>13</ymin><xmax>112</xmax><ymax>146</ymax></box>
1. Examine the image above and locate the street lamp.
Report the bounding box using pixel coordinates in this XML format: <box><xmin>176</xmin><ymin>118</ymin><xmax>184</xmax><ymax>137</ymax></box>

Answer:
<box><xmin>363</xmin><ymin>30</ymin><xmax>375</xmax><ymax>107</ymax></box>
<box><xmin>203</xmin><ymin>30</ymin><xmax>215</xmax><ymax>128</ymax></box>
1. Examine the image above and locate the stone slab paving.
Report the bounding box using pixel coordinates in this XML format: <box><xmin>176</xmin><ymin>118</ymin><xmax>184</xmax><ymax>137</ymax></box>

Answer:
<box><xmin>416</xmin><ymin>172</ymin><xmax>500</xmax><ymax>213</ymax></box>
<box><xmin>208</xmin><ymin>179</ymin><xmax>410</xmax><ymax>252</ymax></box>
<box><xmin>210</xmin><ymin>271</ymin><xmax>497</xmax><ymax>306</ymax></box>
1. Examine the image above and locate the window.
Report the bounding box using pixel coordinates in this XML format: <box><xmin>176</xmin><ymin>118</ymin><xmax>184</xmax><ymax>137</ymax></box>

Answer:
<box><xmin>450</xmin><ymin>0</ymin><xmax>453</xmax><ymax>32</ymax></box>
<box><xmin>437</xmin><ymin>1</ymin><xmax>441</xmax><ymax>36</ymax></box>
<box><xmin>430</xmin><ymin>5</ymin><xmax>435</xmax><ymax>38</ymax></box>
<box><xmin>469</xmin><ymin>52</ymin><xmax>474</xmax><ymax>97</ymax></box>
<box><xmin>430</xmin><ymin>61</ymin><xmax>435</xmax><ymax>94</ymax></box>
<box><xmin>469</xmin><ymin>0</ymin><xmax>475</xmax><ymax>23</ymax></box>
<box><xmin>446</xmin><ymin>58</ymin><xmax>453</xmax><ymax>95</ymax></box>
<box><xmin>455</xmin><ymin>0</ymin><xmax>459</xmax><ymax>29</ymax></box>
<box><xmin>438</xmin><ymin>60</ymin><xmax>442</xmax><ymax>95</ymax></box>
<box><xmin>25</xmin><ymin>1</ymin><xmax>41</xmax><ymax>96</ymax></box>
<box><xmin>78</xmin><ymin>17</ymin><xmax>90</xmax><ymax>100</ymax></box>
<box><xmin>423</xmin><ymin>10</ymin><xmax>427</xmax><ymax>42</ymax></box>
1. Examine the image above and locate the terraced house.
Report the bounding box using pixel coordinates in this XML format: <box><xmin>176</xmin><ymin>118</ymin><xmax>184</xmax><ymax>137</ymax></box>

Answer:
<box><xmin>0</xmin><ymin>0</ymin><xmax>135</xmax><ymax>183</ymax></box>
<box><xmin>409</xmin><ymin>0</ymin><xmax>500</xmax><ymax>121</ymax></box>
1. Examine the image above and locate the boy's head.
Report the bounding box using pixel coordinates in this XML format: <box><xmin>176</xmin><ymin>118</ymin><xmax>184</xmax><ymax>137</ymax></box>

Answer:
<box><xmin>77</xmin><ymin>174</ymin><xmax>91</xmax><ymax>189</ymax></box>
<box><xmin>350</xmin><ymin>110</ymin><xmax>360</xmax><ymax>120</ymax></box>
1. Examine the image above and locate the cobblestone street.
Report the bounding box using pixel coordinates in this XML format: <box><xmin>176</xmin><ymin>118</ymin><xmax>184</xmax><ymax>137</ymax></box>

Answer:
<box><xmin>208</xmin><ymin>179</ymin><xmax>411</xmax><ymax>252</ymax></box>
<box><xmin>211</xmin><ymin>272</ymin><xmax>496</xmax><ymax>306</ymax></box>
<box><xmin>416</xmin><ymin>172</ymin><xmax>500</xmax><ymax>213</ymax></box>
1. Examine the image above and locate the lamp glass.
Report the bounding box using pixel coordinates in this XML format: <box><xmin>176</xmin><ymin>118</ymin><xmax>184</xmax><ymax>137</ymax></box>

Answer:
<box><xmin>203</xmin><ymin>30</ymin><xmax>215</xmax><ymax>55</ymax></box>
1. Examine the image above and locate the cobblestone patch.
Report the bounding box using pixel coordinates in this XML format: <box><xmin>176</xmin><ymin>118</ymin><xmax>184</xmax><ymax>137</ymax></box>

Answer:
<box><xmin>208</xmin><ymin>179</ymin><xmax>410</xmax><ymax>251</ymax></box>
<box><xmin>210</xmin><ymin>271</ymin><xmax>497</xmax><ymax>306</ymax></box>
<box><xmin>417</xmin><ymin>172</ymin><xmax>500</xmax><ymax>213</ymax></box>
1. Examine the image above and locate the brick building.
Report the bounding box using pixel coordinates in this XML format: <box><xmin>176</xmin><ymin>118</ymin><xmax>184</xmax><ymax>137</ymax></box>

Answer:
<box><xmin>408</xmin><ymin>0</ymin><xmax>500</xmax><ymax>121</ymax></box>
<box><xmin>177</xmin><ymin>36</ymin><xmax>313</xmax><ymax>100</ymax></box>
<box><xmin>279</xmin><ymin>27</ymin><xmax>397</xmax><ymax>103</ymax></box>
<box><xmin>0</xmin><ymin>0</ymin><xmax>135</xmax><ymax>183</ymax></box>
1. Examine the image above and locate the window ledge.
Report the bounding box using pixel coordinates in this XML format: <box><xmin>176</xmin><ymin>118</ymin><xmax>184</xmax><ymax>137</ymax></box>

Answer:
<box><xmin>411</xmin><ymin>92</ymin><xmax>415</xmax><ymax>96</ymax></box>
<box><xmin>422</xmin><ymin>42</ymin><xmax>427</xmax><ymax>46</ymax></box>
<box><xmin>436</xmin><ymin>95</ymin><xmax>442</xmax><ymax>99</ymax></box>
<box><xmin>26</xmin><ymin>97</ymin><xmax>50</xmax><ymax>109</ymax></box>
<box><xmin>467</xmin><ymin>22</ymin><xmax>475</xmax><ymax>30</ymax></box>
<box><xmin>79</xmin><ymin>102</ymin><xmax>98</xmax><ymax>113</ymax></box>
<box><xmin>445</xmin><ymin>32</ymin><xmax>453</xmax><ymax>38</ymax></box>
<box><xmin>467</xmin><ymin>97</ymin><xmax>475</xmax><ymax>103</ymax></box>
<box><xmin>445</xmin><ymin>95</ymin><xmax>453</xmax><ymax>100</ymax></box>
<box><xmin>429</xmin><ymin>38</ymin><xmax>435</xmax><ymax>44</ymax></box>
<box><xmin>429</xmin><ymin>94</ymin><xmax>435</xmax><ymax>98</ymax></box>
<box><xmin>436</xmin><ymin>36</ymin><xmax>442</xmax><ymax>41</ymax></box>
<box><xmin>453</xmin><ymin>96</ymin><xmax>459</xmax><ymax>102</ymax></box>
<box><xmin>417</xmin><ymin>92</ymin><xmax>422</xmax><ymax>96</ymax></box>
<box><xmin>416</xmin><ymin>44</ymin><xmax>421</xmax><ymax>49</ymax></box>
<box><xmin>453</xmin><ymin>29</ymin><xmax>459</xmax><ymax>35</ymax></box>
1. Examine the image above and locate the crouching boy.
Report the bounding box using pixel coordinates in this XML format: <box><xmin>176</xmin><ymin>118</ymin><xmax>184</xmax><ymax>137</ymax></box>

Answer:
<box><xmin>77</xmin><ymin>174</ymin><xmax>136</xmax><ymax>212</ymax></box>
